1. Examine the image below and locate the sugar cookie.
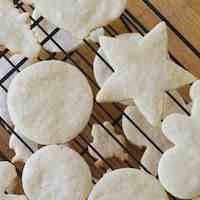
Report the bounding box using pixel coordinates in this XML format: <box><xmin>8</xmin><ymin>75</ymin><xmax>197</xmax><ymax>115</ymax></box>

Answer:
<box><xmin>0</xmin><ymin>161</ymin><xmax>27</xmax><ymax>200</ymax></box>
<box><xmin>32</xmin><ymin>0</ymin><xmax>127</xmax><ymax>39</ymax></box>
<box><xmin>8</xmin><ymin>60</ymin><xmax>93</xmax><ymax>144</ymax></box>
<box><xmin>9</xmin><ymin>128</ymin><xmax>38</xmax><ymax>163</ymax></box>
<box><xmin>89</xmin><ymin>121</ymin><xmax>127</xmax><ymax>161</ymax></box>
<box><xmin>0</xmin><ymin>0</ymin><xmax>40</xmax><ymax>57</ymax></box>
<box><xmin>96</xmin><ymin>22</ymin><xmax>195</xmax><ymax>126</ymax></box>
<box><xmin>88</xmin><ymin>168</ymin><xmax>169</xmax><ymax>200</ymax></box>
<box><xmin>158</xmin><ymin>84</ymin><xmax>200</xmax><ymax>199</ymax></box>
<box><xmin>22</xmin><ymin>145</ymin><xmax>92</xmax><ymax>200</ymax></box>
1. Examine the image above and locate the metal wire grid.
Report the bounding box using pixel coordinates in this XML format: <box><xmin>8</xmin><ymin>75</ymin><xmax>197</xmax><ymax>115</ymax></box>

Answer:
<box><xmin>0</xmin><ymin>0</ymin><xmax>198</xmax><ymax>198</ymax></box>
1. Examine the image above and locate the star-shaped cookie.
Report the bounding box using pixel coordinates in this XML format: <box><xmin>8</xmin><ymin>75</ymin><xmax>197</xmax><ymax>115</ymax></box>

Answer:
<box><xmin>96</xmin><ymin>22</ymin><xmax>196</xmax><ymax>126</ymax></box>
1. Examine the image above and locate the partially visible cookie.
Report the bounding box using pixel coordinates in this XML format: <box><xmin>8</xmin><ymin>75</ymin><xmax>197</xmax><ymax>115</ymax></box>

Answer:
<box><xmin>22</xmin><ymin>145</ymin><xmax>92</xmax><ymax>200</ymax></box>
<box><xmin>0</xmin><ymin>161</ymin><xmax>27</xmax><ymax>200</ymax></box>
<box><xmin>0</xmin><ymin>0</ymin><xmax>40</xmax><ymax>57</ymax></box>
<box><xmin>32</xmin><ymin>9</ymin><xmax>82</xmax><ymax>53</ymax></box>
<box><xmin>32</xmin><ymin>0</ymin><xmax>127</xmax><ymax>39</ymax></box>
<box><xmin>158</xmin><ymin>91</ymin><xmax>200</xmax><ymax>199</ymax></box>
<box><xmin>8</xmin><ymin>60</ymin><xmax>93</xmax><ymax>145</ymax></box>
<box><xmin>0</xmin><ymin>162</ymin><xmax>17</xmax><ymax>194</ymax></box>
<box><xmin>9</xmin><ymin>128</ymin><xmax>38</xmax><ymax>163</ymax></box>
<box><xmin>122</xmin><ymin>91</ymin><xmax>187</xmax><ymax>175</ymax></box>
<box><xmin>88</xmin><ymin>168</ymin><xmax>169</xmax><ymax>200</ymax></box>
<box><xmin>88</xmin><ymin>122</ymin><xmax>127</xmax><ymax>162</ymax></box>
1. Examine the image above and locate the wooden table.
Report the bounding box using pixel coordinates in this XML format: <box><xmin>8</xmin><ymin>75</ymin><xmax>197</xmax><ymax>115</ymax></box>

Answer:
<box><xmin>0</xmin><ymin>0</ymin><xmax>199</xmax><ymax>197</ymax></box>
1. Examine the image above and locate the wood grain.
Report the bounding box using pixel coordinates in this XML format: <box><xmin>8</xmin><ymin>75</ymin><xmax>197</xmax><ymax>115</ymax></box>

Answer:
<box><xmin>0</xmin><ymin>0</ymin><xmax>199</xmax><ymax>196</ymax></box>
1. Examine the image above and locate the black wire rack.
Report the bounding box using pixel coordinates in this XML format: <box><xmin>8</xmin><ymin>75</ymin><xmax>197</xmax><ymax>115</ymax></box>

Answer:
<box><xmin>0</xmin><ymin>0</ymin><xmax>199</xmax><ymax>199</ymax></box>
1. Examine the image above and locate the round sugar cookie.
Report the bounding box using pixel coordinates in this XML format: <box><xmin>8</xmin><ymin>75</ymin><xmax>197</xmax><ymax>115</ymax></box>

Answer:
<box><xmin>8</xmin><ymin>60</ymin><xmax>93</xmax><ymax>145</ymax></box>
<box><xmin>22</xmin><ymin>145</ymin><xmax>92</xmax><ymax>200</ymax></box>
<box><xmin>88</xmin><ymin>168</ymin><xmax>169</xmax><ymax>200</ymax></box>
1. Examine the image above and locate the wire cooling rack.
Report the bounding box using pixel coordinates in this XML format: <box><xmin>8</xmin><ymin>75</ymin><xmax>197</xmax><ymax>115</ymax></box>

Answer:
<box><xmin>0</xmin><ymin>0</ymin><xmax>199</xmax><ymax>199</ymax></box>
